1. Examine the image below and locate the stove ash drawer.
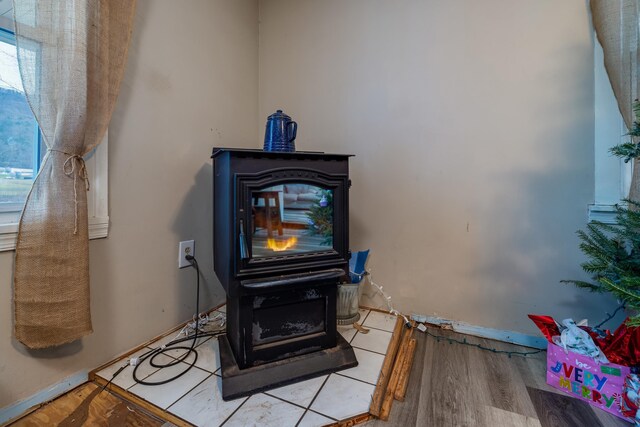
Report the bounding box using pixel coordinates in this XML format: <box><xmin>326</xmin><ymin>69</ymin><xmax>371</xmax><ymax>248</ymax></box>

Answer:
<box><xmin>252</xmin><ymin>291</ymin><xmax>327</xmax><ymax>348</ymax></box>
<box><xmin>233</xmin><ymin>281</ymin><xmax>339</xmax><ymax>368</ymax></box>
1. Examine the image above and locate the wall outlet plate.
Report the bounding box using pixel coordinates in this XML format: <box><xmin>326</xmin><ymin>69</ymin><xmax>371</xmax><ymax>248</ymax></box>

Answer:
<box><xmin>178</xmin><ymin>240</ymin><xmax>195</xmax><ymax>268</ymax></box>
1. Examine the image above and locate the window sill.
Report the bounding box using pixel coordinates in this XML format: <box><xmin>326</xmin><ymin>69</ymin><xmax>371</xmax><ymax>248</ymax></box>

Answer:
<box><xmin>588</xmin><ymin>204</ymin><xmax>618</xmax><ymax>224</ymax></box>
<box><xmin>0</xmin><ymin>216</ymin><xmax>109</xmax><ymax>252</ymax></box>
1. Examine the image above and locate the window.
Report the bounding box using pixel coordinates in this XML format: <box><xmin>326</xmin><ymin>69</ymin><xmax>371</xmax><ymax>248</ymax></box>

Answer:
<box><xmin>590</xmin><ymin>38</ymin><xmax>632</xmax><ymax>223</ymax></box>
<box><xmin>0</xmin><ymin>21</ymin><xmax>109</xmax><ymax>251</ymax></box>
<box><xmin>0</xmin><ymin>28</ymin><xmax>42</xmax><ymax>219</ymax></box>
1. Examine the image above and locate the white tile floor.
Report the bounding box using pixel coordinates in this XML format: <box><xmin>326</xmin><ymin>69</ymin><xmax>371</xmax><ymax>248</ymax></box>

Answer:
<box><xmin>95</xmin><ymin>307</ymin><xmax>395</xmax><ymax>427</ymax></box>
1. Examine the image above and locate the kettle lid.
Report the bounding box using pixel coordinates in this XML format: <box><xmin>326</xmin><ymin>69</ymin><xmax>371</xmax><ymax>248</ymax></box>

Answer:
<box><xmin>267</xmin><ymin>109</ymin><xmax>291</xmax><ymax>120</ymax></box>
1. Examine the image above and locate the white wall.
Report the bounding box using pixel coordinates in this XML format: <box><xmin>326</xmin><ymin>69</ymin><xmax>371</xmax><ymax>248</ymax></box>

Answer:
<box><xmin>259</xmin><ymin>0</ymin><xmax>617</xmax><ymax>335</ymax></box>
<box><xmin>0</xmin><ymin>0</ymin><xmax>258</xmax><ymax>409</ymax></box>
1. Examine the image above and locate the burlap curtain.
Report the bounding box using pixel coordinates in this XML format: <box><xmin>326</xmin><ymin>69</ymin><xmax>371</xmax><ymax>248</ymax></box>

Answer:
<box><xmin>591</xmin><ymin>0</ymin><xmax>640</xmax><ymax>201</ymax></box>
<box><xmin>12</xmin><ymin>0</ymin><xmax>136</xmax><ymax>349</ymax></box>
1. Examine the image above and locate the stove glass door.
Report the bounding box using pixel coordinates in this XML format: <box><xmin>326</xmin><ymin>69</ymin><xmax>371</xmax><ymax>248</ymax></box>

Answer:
<box><xmin>250</xmin><ymin>183</ymin><xmax>333</xmax><ymax>258</ymax></box>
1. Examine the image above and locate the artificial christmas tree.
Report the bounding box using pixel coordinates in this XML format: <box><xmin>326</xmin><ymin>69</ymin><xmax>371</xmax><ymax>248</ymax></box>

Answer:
<box><xmin>563</xmin><ymin>100</ymin><xmax>640</xmax><ymax>325</ymax></box>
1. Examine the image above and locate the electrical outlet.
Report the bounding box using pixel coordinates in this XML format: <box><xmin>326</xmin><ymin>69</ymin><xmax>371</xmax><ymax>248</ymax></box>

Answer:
<box><xmin>178</xmin><ymin>240</ymin><xmax>195</xmax><ymax>268</ymax></box>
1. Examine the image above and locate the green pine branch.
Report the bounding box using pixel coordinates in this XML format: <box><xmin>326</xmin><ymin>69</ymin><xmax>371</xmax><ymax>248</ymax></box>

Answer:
<box><xmin>564</xmin><ymin>198</ymin><xmax>640</xmax><ymax>325</ymax></box>
<box><xmin>559</xmin><ymin>279</ymin><xmax>604</xmax><ymax>292</ymax></box>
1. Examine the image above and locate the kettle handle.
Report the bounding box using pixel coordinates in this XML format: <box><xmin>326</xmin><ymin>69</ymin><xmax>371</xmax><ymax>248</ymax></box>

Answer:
<box><xmin>287</xmin><ymin>121</ymin><xmax>297</xmax><ymax>142</ymax></box>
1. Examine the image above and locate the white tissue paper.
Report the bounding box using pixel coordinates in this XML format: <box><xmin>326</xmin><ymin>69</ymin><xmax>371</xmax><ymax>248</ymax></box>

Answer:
<box><xmin>551</xmin><ymin>318</ymin><xmax>609</xmax><ymax>364</ymax></box>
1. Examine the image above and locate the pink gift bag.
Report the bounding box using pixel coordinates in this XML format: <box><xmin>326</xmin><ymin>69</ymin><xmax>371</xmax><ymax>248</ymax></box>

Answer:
<box><xmin>546</xmin><ymin>342</ymin><xmax>633</xmax><ymax>421</ymax></box>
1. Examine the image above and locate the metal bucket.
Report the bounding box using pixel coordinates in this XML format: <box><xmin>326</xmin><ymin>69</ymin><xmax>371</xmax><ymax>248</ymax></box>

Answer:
<box><xmin>337</xmin><ymin>282</ymin><xmax>361</xmax><ymax>325</ymax></box>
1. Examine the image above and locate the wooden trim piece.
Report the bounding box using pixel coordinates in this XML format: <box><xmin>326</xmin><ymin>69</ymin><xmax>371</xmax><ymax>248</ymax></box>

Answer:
<box><xmin>394</xmin><ymin>338</ymin><xmax>417</xmax><ymax>401</ymax></box>
<box><xmin>369</xmin><ymin>316</ymin><xmax>404</xmax><ymax>417</ymax></box>
<box><xmin>410</xmin><ymin>313</ymin><xmax>547</xmax><ymax>349</ymax></box>
<box><xmin>325</xmin><ymin>412</ymin><xmax>373</xmax><ymax>426</ymax></box>
<box><xmin>379</xmin><ymin>325</ymin><xmax>414</xmax><ymax>420</ymax></box>
<box><xmin>91</xmin><ymin>378</ymin><xmax>192</xmax><ymax>427</ymax></box>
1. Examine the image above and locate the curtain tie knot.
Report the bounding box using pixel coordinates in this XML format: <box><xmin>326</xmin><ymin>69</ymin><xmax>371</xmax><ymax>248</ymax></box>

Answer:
<box><xmin>49</xmin><ymin>149</ymin><xmax>90</xmax><ymax>234</ymax></box>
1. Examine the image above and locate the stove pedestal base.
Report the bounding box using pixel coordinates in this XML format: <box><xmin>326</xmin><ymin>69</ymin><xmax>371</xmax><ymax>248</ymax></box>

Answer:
<box><xmin>218</xmin><ymin>333</ymin><xmax>358</xmax><ymax>401</ymax></box>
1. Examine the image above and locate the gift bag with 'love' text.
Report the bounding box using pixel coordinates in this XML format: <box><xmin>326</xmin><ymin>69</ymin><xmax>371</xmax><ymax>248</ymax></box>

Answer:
<box><xmin>547</xmin><ymin>342</ymin><xmax>633</xmax><ymax>421</ymax></box>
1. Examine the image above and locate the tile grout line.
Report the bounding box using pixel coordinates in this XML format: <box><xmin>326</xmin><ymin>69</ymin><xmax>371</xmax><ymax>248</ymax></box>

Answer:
<box><xmin>154</xmin><ymin>342</ymin><xmax>221</xmax><ymax>376</ymax></box>
<box><xmin>342</xmin><ymin>310</ymin><xmax>372</xmax><ymax>345</ymax></box>
<box><xmin>306</xmin><ymin>407</ymin><xmax>339</xmax><ymax>423</ymax></box>
<box><xmin>351</xmin><ymin>345</ymin><xmax>389</xmax><ymax>357</ymax></box>
<box><xmin>353</xmin><ymin>310</ymin><xmax>371</xmax><ymax>331</ymax></box>
<box><xmin>105</xmin><ymin>347</ymin><xmax>162</xmax><ymax>391</ymax></box>
<box><xmin>291</xmin><ymin>311</ymin><xmax>385</xmax><ymax>420</ymax></box>
<box><xmin>252</xmin><ymin>390</ymin><xmax>317</xmax><ymax>427</ymax></box>
<box><xmin>349</xmin><ymin>329</ymin><xmax>359</xmax><ymax>344</ymax></box>
<box><xmin>262</xmin><ymin>390</ymin><xmax>315</xmax><ymax>412</ymax></box>
<box><xmin>121</xmin><ymin>334</ymin><xmax>214</xmax><ymax>388</ymax></box>
<box><xmin>305</xmin><ymin>374</ymin><xmax>371</xmax><ymax>423</ymax></box>
<box><xmin>301</xmin><ymin>374</ymin><xmax>339</xmax><ymax>423</ymax></box>
<box><xmin>294</xmin><ymin>408</ymin><xmax>333</xmax><ymax>427</ymax></box>
<box><xmin>218</xmin><ymin>394</ymin><xmax>251</xmax><ymax>427</ymax></box>
<box><xmin>96</xmin><ymin>345</ymin><xmax>154</xmax><ymax>383</ymax></box>
<box><xmin>333</xmin><ymin>371</ymin><xmax>379</xmax><ymax>387</ymax></box>
<box><xmin>166</xmin><ymin>372</ymin><xmax>214</xmax><ymax>412</ymax></box>
<box><xmin>294</xmin><ymin>409</ymin><xmax>308</xmax><ymax>427</ymax></box>
<box><xmin>128</xmin><ymin>362</ymin><xmax>211</xmax><ymax>397</ymax></box>
<box><xmin>353</xmin><ymin>346</ymin><xmax>387</xmax><ymax>357</ymax></box>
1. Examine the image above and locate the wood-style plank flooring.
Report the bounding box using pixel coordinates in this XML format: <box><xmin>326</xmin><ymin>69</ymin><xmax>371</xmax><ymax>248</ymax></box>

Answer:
<box><xmin>366</xmin><ymin>328</ymin><xmax>629</xmax><ymax>427</ymax></box>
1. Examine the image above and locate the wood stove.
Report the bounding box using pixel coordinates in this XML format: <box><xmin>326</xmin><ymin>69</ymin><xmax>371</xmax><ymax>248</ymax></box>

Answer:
<box><xmin>211</xmin><ymin>148</ymin><xmax>358</xmax><ymax>400</ymax></box>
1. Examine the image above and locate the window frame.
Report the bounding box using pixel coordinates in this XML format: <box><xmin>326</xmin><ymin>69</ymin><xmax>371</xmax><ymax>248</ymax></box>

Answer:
<box><xmin>0</xmin><ymin>18</ymin><xmax>109</xmax><ymax>251</ymax></box>
<box><xmin>589</xmin><ymin>33</ymin><xmax>632</xmax><ymax>224</ymax></box>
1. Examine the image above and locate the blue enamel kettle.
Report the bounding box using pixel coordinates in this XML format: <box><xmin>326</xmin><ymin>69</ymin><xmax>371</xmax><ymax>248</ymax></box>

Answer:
<box><xmin>263</xmin><ymin>110</ymin><xmax>297</xmax><ymax>152</ymax></box>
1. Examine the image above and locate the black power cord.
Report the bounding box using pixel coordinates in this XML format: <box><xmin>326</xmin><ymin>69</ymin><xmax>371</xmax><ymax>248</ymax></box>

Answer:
<box><xmin>132</xmin><ymin>254</ymin><xmax>202</xmax><ymax>386</ymax></box>
<box><xmin>102</xmin><ymin>255</ymin><xmax>225</xmax><ymax>390</ymax></box>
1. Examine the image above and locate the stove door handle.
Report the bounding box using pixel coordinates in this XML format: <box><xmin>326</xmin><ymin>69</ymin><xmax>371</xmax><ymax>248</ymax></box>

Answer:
<box><xmin>239</xmin><ymin>219</ymin><xmax>249</xmax><ymax>260</ymax></box>
<box><xmin>240</xmin><ymin>268</ymin><xmax>345</xmax><ymax>290</ymax></box>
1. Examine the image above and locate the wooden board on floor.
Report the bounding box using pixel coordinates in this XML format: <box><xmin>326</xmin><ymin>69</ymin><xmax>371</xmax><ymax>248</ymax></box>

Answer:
<box><xmin>379</xmin><ymin>324</ymin><xmax>414</xmax><ymax>420</ymax></box>
<box><xmin>369</xmin><ymin>317</ymin><xmax>404</xmax><ymax>417</ymax></box>
<box><xmin>366</xmin><ymin>327</ymin><xmax>429</xmax><ymax>426</ymax></box>
<box><xmin>394</xmin><ymin>338</ymin><xmax>417</xmax><ymax>401</ymax></box>
<box><xmin>8</xmin><ymin>382</ymin><xmax>170</xmax><ymax>427</ymax></box>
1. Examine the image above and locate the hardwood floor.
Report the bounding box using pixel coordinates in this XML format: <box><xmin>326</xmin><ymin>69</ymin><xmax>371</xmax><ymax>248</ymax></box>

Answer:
<box><xmin>8</xmin><ymin>382</ymin><xmax>170</xmax><ymax>427</ymax></box>
<box><xmin>366</xmin><ymin>329</ymin><xmax>629</xmax><ymax>427</ymax></box>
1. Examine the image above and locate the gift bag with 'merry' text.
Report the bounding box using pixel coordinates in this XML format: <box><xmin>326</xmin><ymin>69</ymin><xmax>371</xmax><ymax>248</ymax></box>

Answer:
<box><xmin>546</xmin><ymin>342</ymin><xmax>633</xmax><ymax>421</ymax></box>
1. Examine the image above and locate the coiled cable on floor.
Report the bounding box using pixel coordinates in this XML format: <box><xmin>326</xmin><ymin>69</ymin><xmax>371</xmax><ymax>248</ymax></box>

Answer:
<box><xmin>102</xmin><ymin>256</ymin><xmax>225</xmax><ymax>391</ymax></box>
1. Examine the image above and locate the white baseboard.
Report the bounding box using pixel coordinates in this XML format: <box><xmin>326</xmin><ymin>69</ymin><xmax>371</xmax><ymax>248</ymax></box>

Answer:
<box><xmin>0</xmin><ymin>370</ymin><xmax>88</xmax><ymax>425</ymax></box>
<box><xmin>410</xmin><ymin>313</ymin><xmax>548</xmax><ymax>350</ymax></box>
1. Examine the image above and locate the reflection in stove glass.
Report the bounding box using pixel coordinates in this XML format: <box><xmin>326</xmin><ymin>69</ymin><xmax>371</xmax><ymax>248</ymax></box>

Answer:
<box><xmin>251</xmin><ymin>183</ymin><xmax>333</xmax><ymax>258</ymax></box>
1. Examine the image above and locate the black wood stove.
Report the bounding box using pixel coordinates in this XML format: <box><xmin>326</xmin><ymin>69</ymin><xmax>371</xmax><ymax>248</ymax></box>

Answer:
<box><xmin>211</xmin><ymin>148</ymin><xmax>358</xmax><ymax>400</ymax></box>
